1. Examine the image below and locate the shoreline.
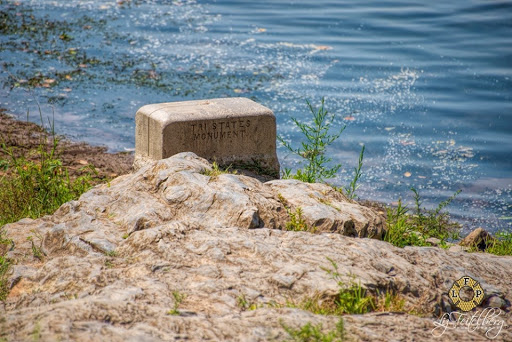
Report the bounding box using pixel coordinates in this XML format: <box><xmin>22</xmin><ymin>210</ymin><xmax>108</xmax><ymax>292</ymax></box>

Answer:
<box><xmin>0</xmin><ymin>108</ymin><xmax>134</xmax><ymax>182</ymax></box>
<box><xmin>0</xmin><ymin>108</ymin><xmax>501</xmax><ymax>246</ymax></box>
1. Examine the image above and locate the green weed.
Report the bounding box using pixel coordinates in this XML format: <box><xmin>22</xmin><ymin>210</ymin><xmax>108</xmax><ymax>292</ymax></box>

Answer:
<box><xmin>0</xmin><ymin>229</ymin><xmax>12</xmax><ymax>252</ymax></box>
<box><xmin>285</xmin><ymin>207</ymin><xmax>311</xmax><ymax>232</ymax></box>
<box><xmin>283</xmin><ymin>258</ymin><xmax>376</xmax><ymax>315</ymax></box>
<box><xmin>278</xmin><ymin>99</ymin><xmax>345</xmax><ymax>184</ymax></box>
<box><xmin>384</xmin><ymin>199</ymin><xmax>428</xmax><ymax>248</ymax></box>
<box><xmin>374</xmin><ymin>290</ymin><xmax>405</xmax><ymax>312</ymax></box>
<box><xmin>0</xmin><ymin>110</ymin><xmax>96</xmax><ymax>226</ymax></box>
<box><xmin>483</xmin><ymin>230</ymin><xmax>512</xmax><ymax>256</ymax></box>
<box><xmin>0</xmin><ymin>255</ymin><xmax>10</xmax><ymax>301</ymax></box>
<box><xmin>31</xmin><ymin>321</ymin><xmax>41</xmax><ymax>341</ymax></box>
<box><xmin>242</xmin><ymin>257</ymin><xmax>407</xmax><ymax>316</ymax></box>
<box><xmin>105</xmin><ymin>250</ymin><xmax>117</xmax><ymax>257</ymax></box>
<box><xmin>26</xmin><ymin>237</ymin><xmax>43</xmax><ymax>261</ymax></box>
<box><xmin>322</xmin><ymin>258</ymin><xmax>375</xmax><ymax>315</ymax></box>
<box><xmin>384</xmin><ymin>188</ymin><xmax>461</xmax><ymax>248</ymax></box>
<box><xmin>410</xmin><ymin>188</ymin><xmax>461</xmax><ymax>239</ymax></box>
<box><xmin>281</xmin><ymin>319</ymin><xmax>345</xmax><ymax>342</ymax></box>
<box><xmin>344</xmin><ymin>145</ymin><xmax>365</xmax><ymax>200</ymax></box>
<box><xmin>200</xmin><ymin>161</ymin><xmax>237</xmax><ymax>178</ymax></box>
<box><xmin>0</xmin><ymin>229</ymin><xmax>12</xmax><ymax>301</ymax></box>
<box><xmin>167</xmin><ymin>291</ymin><xmax>186</xmax><ymax>316</ymax></box>
<box><xmin>277</xmin><ymin>194</ymin><xmax>313</xmax><ymax>232</ymax></box>
<box><xmin>237</xmin><ymin>294</ymin><xmax>250</xmax><ymax>310</ymax></box>
<box><xmin>278</xmin><ymin>99</ymin><xmax>366</xmax><ymax>200</ymax></box>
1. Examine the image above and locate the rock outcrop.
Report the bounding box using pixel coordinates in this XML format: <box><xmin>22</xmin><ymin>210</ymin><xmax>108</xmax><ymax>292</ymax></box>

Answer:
<box><xmin>459</xmin><ymin>227</ymin><xmax>494</xmax><ymax>251</ymax></box>
<box><xmin>1</xmin><ymin>153</ymin><xmax>511</xmax><ymax>341</ymax></box>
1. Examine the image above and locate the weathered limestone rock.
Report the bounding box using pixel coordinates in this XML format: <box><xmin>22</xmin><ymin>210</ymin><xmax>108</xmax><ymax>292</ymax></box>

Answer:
<box><xmin>459</xmin><ymin>227</ymin><xmax>494</xmax><ymax>250</ymax></box>
<box><xmin>266</xmin><ymin>179</ymin><xmax>385</xmax><ymax>238</ymax></box>
<box><xmin>134</xmin><ymin>97</ymin><xmax>279</xmax><ymax>177</ymax></box>
<box><xmin>2</xmin><ymin>153</ymin><xmax>511</xmax><ymax>342</ymax></box>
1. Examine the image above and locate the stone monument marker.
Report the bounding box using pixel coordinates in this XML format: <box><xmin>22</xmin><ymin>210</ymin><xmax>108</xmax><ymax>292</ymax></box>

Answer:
<box><xmin>134</xmin><ymin>97</ymin><xmax>280</xmax><ymax>177</ymax></box>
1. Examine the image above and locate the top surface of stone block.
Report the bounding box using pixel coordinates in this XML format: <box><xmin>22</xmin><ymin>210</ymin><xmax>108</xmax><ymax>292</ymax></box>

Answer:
<box><xmin>139</xmin><ymin>97</ymin><xmax>273</xmax><ymax>124</ymax></box>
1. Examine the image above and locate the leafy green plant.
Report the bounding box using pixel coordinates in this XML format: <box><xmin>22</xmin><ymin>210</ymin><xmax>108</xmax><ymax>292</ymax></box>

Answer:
<box><xmin>0</xmin><ymin>229</ymin><xmax>12</xmax><ymax>301</ymax></box>
<box><xmin>277</xmin><ymin>194</ymin><xmax>313</xmax><ymax>232</ymax></box>
<box><xmin>384</xmin><ymin>199</ymin><xmax>428</xmax><ymax>248</ymax></box>
<box><xmin>281</xmin><ymin>319</ymin><xmax>345</xmax><ymax>342</ymax></box>
<box><xmin>278</xmin><ymin>99</ymin><xmax>345</xmax><ymax>183</ymax></box>
<box><xmin>0</xmin><ymin>110</ymin><xmax>96</xmax><ymax>226</ymax></box>
<box><xmin>384</xmin><ymin>188</ymin><xmax>461</xmax><ymax>248</ymax></box>
<box><xmin>238</xmin><ymin>258</ymin><xmax>410</xmax><ymax>321</ymax></box>
<box><xmin>237</xmin><ymin>294</ymin><xmax>250</xmax><ymax>310</ymax></box>
<box><xmin>320</xmin><ymin>258</ymin><xmax>375</xmax><ymax>315</ymax></box>
<box><xmin>27</xmin><ymin>235</ymin><xmax>44</xmax><ymax>261</ymax></box>
<box><xmin>0</xmin><ymin>255</ymin><xmax>10</xmax><ymax>301</ymax></box>
<box><xmin>167</xmin><ymin>291</ymin><xmax>186</xmax><ymax>316</ymax></box>
<box><xmin>410</xmin><ymin>188</ymin><xmax>461</xmax><ymax>240</ymax></box>
<box><xmin>289</xmin><ymin>260</ymin><xmax>407</xmax><ymax>316</ymax></box>
<box><xmin>285</xmin><ymin>207</ymin><xmax>311</xmax><ymax>232</ymax></box>
<box><xmin>344</xmin><ymin>145</ymin><xmax>365</xmax><ymax>200</ymax></box>
<box><xmin>0</xmin><ymin>229</ymin><xmax>12</xmax><ymax>251</ymax></box>
<box><xmin>278</xmin><ymin>99</ymin><xmax>366</xmax><ymax>200</ymax></box>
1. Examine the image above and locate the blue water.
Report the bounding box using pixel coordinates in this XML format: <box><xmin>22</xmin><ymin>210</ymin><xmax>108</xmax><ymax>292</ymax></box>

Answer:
<box><xmin>1</xmin><ymin>0</ymin><xmax>511</xmax><ymax>234</ymax></box>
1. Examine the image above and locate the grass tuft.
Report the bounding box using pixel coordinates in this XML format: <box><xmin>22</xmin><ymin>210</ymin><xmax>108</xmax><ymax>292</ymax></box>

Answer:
<box><xmin>0</xmin><ymin>110</ymin><xmax>97</xmax><ymax>227</ymax></box>
<box><xmin>277</xmin><ymin>193</ymin><xmax>313</xmax><ymax>232</ymax></box>
<box><xmin>384</xmin><ymin>188</ymin><xmax>461</xmax><ymax>248</ymax></box>
<box><xmin>281</xmin><ymin>319</ymin><xmax>345</xmax><ymax>342</ymax></box>
<box><xmin>200</xmin><ymin>161</ymin><xmax>237</xmax><ymax>178</ymax></box>
<box><xmin>482</xmin><ymin>230</ymin><xmax>512</xmax><ymax>256</ymax></box>
<box><xmin>0</xmin><ymin>229</ymin><xmax>12</xmax><ymax>301</ymax></box>
<box><xmin>167</xmin><ymin>291</ymin><xmax>186</xmax><ymax>316</ymax></box>
<box><xmin>321</xmin><ymin>258</ymin><xmax>375</xmax><ymax>315</ymax></box>
<box><xmin>0</xmin><ymin>254</ymin><xmax>10</xmax><ymax>301</ymax></box>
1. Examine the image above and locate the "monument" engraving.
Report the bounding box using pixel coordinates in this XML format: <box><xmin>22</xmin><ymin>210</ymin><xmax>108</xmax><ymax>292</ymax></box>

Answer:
<box><xmin>190</xmin><ymin>119</ymin><xmax>251</xmax><ymax>141</ymax></box>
